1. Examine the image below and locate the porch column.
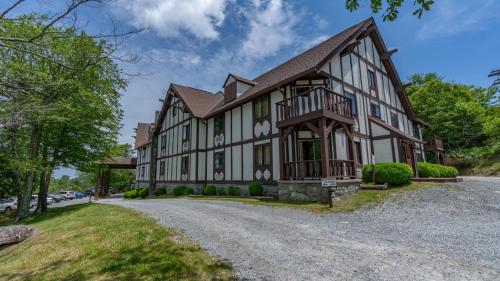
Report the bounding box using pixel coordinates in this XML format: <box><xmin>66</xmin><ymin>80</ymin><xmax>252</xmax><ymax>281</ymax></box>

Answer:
<box><xmin>279</xmin><ymin>128</ymin><xmax>286</xmax><ymax>180</ymax></box>
<box><xmin>319</xmin><ymin>118</ymin><xmax>331</xmax><ymax>178</ymax></box>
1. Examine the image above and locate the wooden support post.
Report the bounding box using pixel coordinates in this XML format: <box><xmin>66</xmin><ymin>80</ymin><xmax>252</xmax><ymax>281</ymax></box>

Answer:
<box><xmin>279</xmin><ymin>129</ymin><xmax>286</xmax><ymax>180</ymax></box>
<box><xmin>319</xmin><ymin>118</ymin><xmax>331</xmax><ymax>178</ymax></box>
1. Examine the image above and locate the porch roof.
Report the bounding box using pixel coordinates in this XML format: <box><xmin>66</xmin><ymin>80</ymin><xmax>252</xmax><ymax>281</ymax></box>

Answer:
<box><xmin>369</xmin><ymin>116</ymin><xmax>425</xmax><ymax>144</ymax></box>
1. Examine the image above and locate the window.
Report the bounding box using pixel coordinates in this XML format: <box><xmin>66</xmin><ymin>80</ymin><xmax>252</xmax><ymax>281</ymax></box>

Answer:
<box><xmin>413</xmin><ymin>125</ymin><xmax>421</xmax><ymax>139</ymax></box>
<box><xmin>255</xmin><ymin>143</ymin><xmax>271</xmax><ymax>166</ymax></box>
<box><xmin>141</xmin><ymin>166</ymin><xmax>145</xmax><ymax>179</ymax></box>
<box><xmin>367</xmin><ymin>70</ymin><xmax>376</xmax><ymax>89</ymax></box>
<box><xmin>214</xmin><ymin>151</ymin><xmax>225</xmax><ymax>171</ymax></box>
<box><xmin>181</xmin><ymin>156</ymin><xmax>189</xmax><ymax>174</ymax></box>
<box><xmin>343</xmin><ymin>91</ymin><xmax>357</xmax><ymax>115</ymax></box>
<box><xmin>254</xmin><ymin>95</ymin><xmax>270</xmax><ymax>119</ymax></box>
<box><xmin>355</xmin><ymin>141</ymin><xmax>363</xmax><ymax>164</ymax></box>
<box><xmin>391</xmin><ymin>112</ymin><xmax>399</xmax><ymax>129</ymax></box>
<box><xmin>159</xmin><ymin>161</ymin><xmax>165</xmax><ymax>177</ymax></box>
<box><xmin>295</xmin><ymin>86</ymin><xmax>311</xmax><ymax>95</ymax></box>
<box><xmin>172</xmin><ymin>105</ymin><xmax>177</xmax><ymax>117</ymax></box>
<box><xmin>370</xmin><ymin>102</ymin><xmax>381</xmax><ymax>118</ymax></box>
<box><xmin>182</xmin><ymin>124</ymin><xmax>190</xmax><ymax>141</ymax></box>
<box><xmin>142</xmin><ymin>148</ymin><xmax>146</xmax><ymax>160</ymax></box>
<box><xmin>160</xmin><ymin>135</ymin><xmax>166</xmax><ymax>152</ymax></box>
<box><xmin>214</xmin><ymin>115</ymin><xmax>225</xmax><ymax>136</ymax></box>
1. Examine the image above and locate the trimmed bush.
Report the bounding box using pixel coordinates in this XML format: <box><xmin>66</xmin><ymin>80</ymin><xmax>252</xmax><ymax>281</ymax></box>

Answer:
<box><xmin>172</xmin><ymin>185</ymin><xmax>193</xmax><ymax>196</ymax></box>
<box><xmin>216</xmin><ymin>187</ymin><xmax>226</xmax><ymax>196</ymax></box>
<box><xmin>203</xmin><ymin>185</ymin><xmax>217</xmax><ymax>196</ymax></box>
<box><xmin>362</xmin><ymin>163</ymin><xmax>413</xmax><ymax>186</ymax></box>
<box><xmin>154</xmin><ymin>187</ymin><xmax>167</xmax><ymax>196</ymax></box>
<box><xmin>226</xmin><ymin>185</ymin><xmax>240</xmax><ymax>196</ymax></box>
<box><xmin>417</xmin><ymin>162</ymin><xmax>458</xmax><ymax>178</ymax></box>
<box><xmin>138</xmin><ymin>188</ymin><xmax>149</xmax><ymax>198</ymax></box>
<box><xmin>248</xmin><ymin>182</ymin><xmax>263</xmax><ymax>196</ymax></box>
<box><xmin>124</xmin><ymin>189</ymin><xmax>139</xmax><ymax>199</ymax></box>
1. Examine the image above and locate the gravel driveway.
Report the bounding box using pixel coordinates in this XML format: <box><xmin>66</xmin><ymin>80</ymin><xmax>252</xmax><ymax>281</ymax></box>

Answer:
<box><xmin>101</xmin><ymin>177</ymin><xmax>500</xmax><ymax>281</ymax></box>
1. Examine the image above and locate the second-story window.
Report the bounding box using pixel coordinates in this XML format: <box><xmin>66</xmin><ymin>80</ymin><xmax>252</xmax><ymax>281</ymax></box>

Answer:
<box><xmin>368</xmin><ymin>69</ymin><xmax>376</xmax><ymax>89</ymax></box>
<box><xmin>254</xmin><ymin>95</ymin><xmax>269</xmax><ymax>119</ymax></box>
<box><xmin>214</xmin><ymin>115</ymin><xmax>224</xmax><ymax>136</ymax></box>
<box><xmin>160</xmin><ymin>135</ymin><xmax>166</xmax><ymax>154</ymax></box>
<box><xmin>343</xmin><ymin>90</ymin><xmax>357</xmax><ymax>116</ymax></box>
<box><xmin>413</xmin><ymin>125</ymin><xmax>421</xmax><ymax>139</ymax></box>
<box><xmin>370</xmin><ymin>102</ymin><xmax>381</xmax><ymax>118</ymax></box>
<box><xmin>391</xmin><ymin>112</ymin><xmax>399</xmax><ymax>129</ymax></box>
<box><xmin>182</xmin><ymin>124</ymin><xmax>190</xmax><ymax>141</ymax></box>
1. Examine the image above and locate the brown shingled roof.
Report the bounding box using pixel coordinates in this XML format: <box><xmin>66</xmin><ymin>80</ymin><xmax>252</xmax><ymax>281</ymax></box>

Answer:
<box><xmin>223</xmin><ymin>73</ymin><xmax>258</xmax><ymax>87</ymax></box>
<box><xmin>171</xmin><ymin>83</ymin><xmax>224</xmax><ymax>118</ymax></box>
<box><xmin>134</xmin><ymin>122</ymin><xmax>154</xmax><ymax>149</ymax></box>
<box><xmin>204</xmin><ymin>17</ymin><xmax>373</xmax><ymax>118</ymax></box>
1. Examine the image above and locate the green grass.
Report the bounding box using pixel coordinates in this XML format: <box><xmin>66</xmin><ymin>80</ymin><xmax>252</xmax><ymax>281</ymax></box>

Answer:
<box><xmin>0</xmin><ymin>204</ymin><xmax>233</xmax><ymax>281</ymax></box>
<box><xmin>191</xmin><ymin>182</ymin><xmax>462</xmax><ymax>213</ymax></box>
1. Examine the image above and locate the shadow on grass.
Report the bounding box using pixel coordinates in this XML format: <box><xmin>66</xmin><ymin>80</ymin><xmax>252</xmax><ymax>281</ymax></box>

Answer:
<box><xmin>0</xmin><ymin>203</ymin><xmax>90</xmax><ymax>227</ymax></box>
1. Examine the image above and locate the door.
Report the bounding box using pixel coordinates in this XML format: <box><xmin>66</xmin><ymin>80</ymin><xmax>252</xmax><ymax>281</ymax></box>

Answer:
<box><xmin>402</xmin><ymin>142</ymin><xmax>414</xmax><ymax>172</ymax></box>
<box><xmin>298</xmin><ymin>139</ymin><xmax>321</xmax><ymax>178</ymax></box>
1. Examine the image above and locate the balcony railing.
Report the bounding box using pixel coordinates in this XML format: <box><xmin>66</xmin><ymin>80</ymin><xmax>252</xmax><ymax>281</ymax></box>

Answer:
<box><xmin>276</xmin><ymin>86</ymin><xmax>353</xmax><ymax>126</ymax></box>
<box><xmin>283</xmin><ymin>159</ymin><xmax>355</xmax><ymax>180</ymax></box>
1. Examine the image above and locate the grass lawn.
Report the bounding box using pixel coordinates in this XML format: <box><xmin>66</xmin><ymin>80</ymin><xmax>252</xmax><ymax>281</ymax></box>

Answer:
<box><xmin>191</xmin><ymin>182</ymin><xmax>462</xmax><ymax>213</ymax></box>
<box><xmin>0</xmin><ymin>204</ymin><xmax>233</xmax><ymax>281</ymax></box>
<box><xmin>459</xmin><ymin>157</ymin><xmax>500</xmax><ymax>176</ymax></box>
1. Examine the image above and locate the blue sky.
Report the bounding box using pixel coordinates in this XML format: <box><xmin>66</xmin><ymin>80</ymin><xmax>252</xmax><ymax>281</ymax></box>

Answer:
<box><xmin>3</xmin><ymin>0</ymin><xmax>499</xmax><ymax>178</ymax></box>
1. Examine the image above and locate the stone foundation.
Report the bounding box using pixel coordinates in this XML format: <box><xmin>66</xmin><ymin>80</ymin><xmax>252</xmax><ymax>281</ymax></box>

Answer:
<box><xmin>278</xmin><ymin>179</ymin><xmax>361</xmax><ymax>203</ymax></box>
<box><xmin>153</xmin><ymin>183</ymin><xmax>278</xmax><ymax>197</ymax></box>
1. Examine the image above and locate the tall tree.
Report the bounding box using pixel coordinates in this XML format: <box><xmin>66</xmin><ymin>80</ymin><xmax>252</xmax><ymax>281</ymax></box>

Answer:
<box><xmin>406</xmin><ymin>73</ymin><xmax>498</xmax><ymax>150</ymax></box>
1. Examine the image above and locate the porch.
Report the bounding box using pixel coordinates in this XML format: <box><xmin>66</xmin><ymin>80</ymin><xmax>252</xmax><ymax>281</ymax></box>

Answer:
<box><xmin>276</xmin><ymin>86</ymin><xmax>359</xmax><ymax>180</ymax></box>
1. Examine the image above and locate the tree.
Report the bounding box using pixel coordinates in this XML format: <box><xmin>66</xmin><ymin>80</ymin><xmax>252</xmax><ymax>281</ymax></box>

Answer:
<box><xmin>406</xmin><ymin>73</ymin><xmax>498</xmax><ymax>150</ymax></box>
<box><xmin>0</xmin><ymin>16</ymin><xmax>125</xmax><ymax>219</ymax></box>
<box><xmin>345</xmin><ymin>0</ymin><xmax>434</xmax><ymax>21</ymax></box>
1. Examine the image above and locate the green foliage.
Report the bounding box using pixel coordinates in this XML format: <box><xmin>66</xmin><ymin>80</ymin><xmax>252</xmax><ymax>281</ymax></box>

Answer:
<box><xmin>248</xmin><ymin>182</ymin><xmax>264</xmax><ymax>196</ymax></box>
<box><xmin>124</xmin><ymin>189</ymin><xmax>139</xmax><ymax>199</ymax></box>
<box><xmin>216</xmin><ymin>187</ymin><xmax>226</xmax><ymax>196</ymax></box>
<box><xmin>202</xmin><ymin>185</ymin><xmax>217</xmax><ymax>196</ymax></box>
<box><xmin>137</xmin><ymin>188</ymin><xmax>149</xmax><ymax>198</ymax></box>
<box><xmin>345</xmin><ymin>0</ymin><xmax>434</xmax><ymax>21</ymax></box>
<box><xmin>417</xmin><ymin>163</ymin><xmax>458</xmax><ymax>178</ymax></box>
<box><xmin>154</xmin><ymin>187</ymin><xmax>167</xmax><ymax>196</ymax></box>
<box><xmin>226</xmin><ymin>185</ymin><xmax>240</xmax><ymax>196</ymax></box>
<box><xmin>362</xmin><ymin>163</ymin><xmax>413</xmax><ymax>186</ymax></box>
<box><xmin>172</xmin><ymin>186</ymin><xmax>193</xmax><ymax>196</ymax></box>
<box><xmin>406</xmin><ymin>73</ymin><xmax>498</xmax><ymax>150</ymax></box>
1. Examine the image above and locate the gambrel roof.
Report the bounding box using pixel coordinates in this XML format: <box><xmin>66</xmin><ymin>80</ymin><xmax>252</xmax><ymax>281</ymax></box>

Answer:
<box><xmin>153</xmin><ymin>17</ymin><xmax>417</xmax><ymax>129</ymax></box>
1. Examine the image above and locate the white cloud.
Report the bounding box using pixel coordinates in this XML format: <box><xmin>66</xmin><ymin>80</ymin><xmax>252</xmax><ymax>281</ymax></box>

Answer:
<box><xmin>116</xmin><ymin>0</ymin><xmax>229</xmax><ymax>40</ymax></box>
<box><xmin>240</xmin><ymin>0</ymin><xmax>298</xmax><ymax>59</ymax></box>
<box><xmin>417</xmin><ymin>0</ymin><xmax>500</xmax><ymax>39</ymax></box>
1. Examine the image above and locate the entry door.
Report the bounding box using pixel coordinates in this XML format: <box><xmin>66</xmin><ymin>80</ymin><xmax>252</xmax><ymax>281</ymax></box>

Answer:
<box><xmin>298</xmin><ymin>140</ymin><xmax>321</xmax><ymax>177</ymax></box>
<box><xmin>403</xmin><ymin>142</ymin><xmax>414</xmax><ymax>170</ymax></box>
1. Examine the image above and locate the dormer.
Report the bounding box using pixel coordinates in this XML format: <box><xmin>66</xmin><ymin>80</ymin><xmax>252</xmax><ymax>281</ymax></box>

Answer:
<box><xmin>223</xmin><ymin>73</ymin><xmax>257</xmax><ymax>103</ymax></box>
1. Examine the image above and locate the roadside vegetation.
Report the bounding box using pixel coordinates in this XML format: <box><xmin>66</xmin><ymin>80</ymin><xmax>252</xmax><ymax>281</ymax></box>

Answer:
<box><xmin>192</xmin><ymin>182</ymin><xmax>462</xmax><ymax>213</ymax></box>
<box><xmin>0</xmin><ymin>204</ymin><xmax>233</xmax><ymax>281</ymax></box>
<box><xmin>406</xmin><ymin>73</ymin><xmax>499</xmax><ymax>176</ymax></box>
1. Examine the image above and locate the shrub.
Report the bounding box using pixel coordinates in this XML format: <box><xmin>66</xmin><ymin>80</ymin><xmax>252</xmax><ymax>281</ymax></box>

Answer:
<box><xmin>418</xmin><ymin>162</ymin><xmax>458</xmax><ymax>178</ymax></box>
<box><xmin>203</xmin><ymin>185</ymin><xmax>217</xmax><ymax>196</ymax></box>
<box><xmin>226</xmin><ymin>185</ymin><xmax>240</xmax><ymax>196</ymax></box>
<box><xmin>154</xmin><ymin>187</ymin><xmax>167</xmax><ymax>196</ymax></box>
<box><xmin>124</xmin><ymin>189</ymin><xmax>140</xmax><ymax>199</ymax></box>
<box><xmin>172</xmin><ymin>185</ymin><xmax>193</xmax><ymax>196</ymax></box>
<box><xmin>138</xmin><ymin>188</ymin><xmax>149</xmax><ymax>198</ymax></box>
<box><xmin>248</xmin><ymin>182</ymin><xmax>263</xmax><ymax>196</ymax></box>
<box><xmin>362</xmin><ymin>163</ymin><xmax>413</xmax><ymax>186</ymax></box>
<box><xmin>216</xmin><ymin>186</ymin><xmax>226</xmax><ymax>196</ymax></box>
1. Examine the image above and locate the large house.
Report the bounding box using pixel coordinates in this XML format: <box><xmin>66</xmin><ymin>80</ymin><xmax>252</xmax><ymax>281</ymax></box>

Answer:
<box><xmin>133</xmin><ymin>18</ymin><xmax>429</xmax><ymax>200</ymax></box>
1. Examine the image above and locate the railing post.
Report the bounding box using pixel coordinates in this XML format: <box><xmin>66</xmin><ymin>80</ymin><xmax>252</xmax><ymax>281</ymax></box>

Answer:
<box><xmin>319</xmin><ymin>118</ymin><xmax>331</xmax><ymax>178</ymax></box>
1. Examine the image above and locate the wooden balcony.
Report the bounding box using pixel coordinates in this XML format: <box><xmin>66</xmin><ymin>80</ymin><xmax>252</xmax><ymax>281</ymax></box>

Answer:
<box><xmin>283</xmin><ymin>159</ymin><xmax>355</xmax><ymax>180</ymax></box>
<box><xmin>276</xmin><ymin>86</ymin><xmax>355</xmax><ymax>128</ymax></box>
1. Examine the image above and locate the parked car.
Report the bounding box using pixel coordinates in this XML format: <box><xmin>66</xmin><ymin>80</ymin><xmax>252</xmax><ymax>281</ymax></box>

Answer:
<box><xmin>0</xmin><ymin>197</ymin><xmax>17</xmax><ymax>214</ymax></box>
<box><xmin>48</xmin><ymin>193</ymin><xmax>65</xmax><ymax>202</ymax></box>
<box><xmin>46</xmin><ymin>197</ymin><xmax>55</xmax><ymax>205</ymax></box>
<box><xmin>58</xmin><ymin>191</ymin><xmax>76</xmax><ymax>200</ymax></box>
<box><xmin>30</xmin><ymin>195</ymin><xmax>38</xmax><ymax>208</ymax></box>
<box><xmin>82</xmin><ymin>189</ymin><xmax>94</xmax><ymax>196</ymax></box>
<box><xmin>109</xmin><ymin>187</ymin><xmax>118</xmax><ymax>194</ymax></box>
<box><xmin>74</xmin><ymin>192</ymin><xmax>84</xmax><ymax>199</ymax></box>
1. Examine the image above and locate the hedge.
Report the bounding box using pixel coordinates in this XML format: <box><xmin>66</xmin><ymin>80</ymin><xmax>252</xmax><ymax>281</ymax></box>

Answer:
<box><xmin>203</xmin><ymin>185</ymin><xmax>217</xmax><ymax>196</ymax></box>
<box><xmin>154</xmin><ymin>187</ymin><xmax>166</xmax><ymax>196</ymax></box>
<box><xmin>226</xmin><ymin>185</ymin><xmax>240</xmax><ymax>196</ymax></box>
<box><xmin>417</xmin><ymin>162</ymin><xmax>458</xmax><ymax>178</ymax></box>
<box><xmin>362</xmin><ymin>163</ymin><xmax>413</xmax><ymax>186</ymax></box>
<box><xmin>138</xmin><ymin>188</ymin><xmax>149</xmax><ymax>198</ymax></box>
<box><xmin>125</xmin><ymin>188</ymin><xmax>148</xmax><ymax>199</ymax></box>
<box><xmin>172</xmin><ymin>185</ymin><xmax>193</xmax><ymax>196</ymax></box>
<box><xmin>216</xmin><ymin>186</ymin><xmax>226</xmax><ymax>196</ymax></box>
<box><xmin>249</xmin><ymin>182</ymin><xmax>263</xmax><ymax>196</ymax></box>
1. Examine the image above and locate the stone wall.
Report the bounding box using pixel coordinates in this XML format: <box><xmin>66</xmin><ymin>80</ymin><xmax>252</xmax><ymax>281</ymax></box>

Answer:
<box><xmin>278</xmin><ymin>180</ymin><xmax>361</xmax><ymax>203</ymax></box>
<box><xmin>153</xmin><ymin>183</ymin><xmax>278</xmax><ymax>196</ymax></box>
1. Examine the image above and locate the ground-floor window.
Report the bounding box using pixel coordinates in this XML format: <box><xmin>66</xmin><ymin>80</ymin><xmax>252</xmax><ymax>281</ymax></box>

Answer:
<box><xmin>255</xmin><ymin>143</ymin><xmax>271</xmax><ymax>167</ymax></box>
<box><xmin>214</xmin><ymin>151</ymin><xmax>225</xmax><ymax>172</ymax></box>
<box><xmin>354</xmin><ymin>141</ymin><xmax>362</xmax><ymax>164</ymax></box>
<box><xmin>159</xmin><ymin>161</ymin><xmax>165</xmax><ymax>178</ymax></box>
<box><xmin>181</xmin><ymin>156</ymin><xmax>189</xmax><ymax>174</ymax></box>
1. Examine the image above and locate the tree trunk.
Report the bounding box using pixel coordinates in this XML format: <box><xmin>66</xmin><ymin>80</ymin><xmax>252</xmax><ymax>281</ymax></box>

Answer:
<box><xmin>16</xmin><ymin>123</ymin><xmax>40</xmax><ymax>221</ymax></box>
<box><xmin>37</xmin><ymin>168</ymin><xmax>52</xmax><ymax>213</ymax></box>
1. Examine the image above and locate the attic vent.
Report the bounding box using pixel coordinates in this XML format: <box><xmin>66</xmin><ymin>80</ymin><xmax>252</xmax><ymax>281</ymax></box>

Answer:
<box><xmin>224</xmin><ymin>81</ymin><xmax>237</xmax><ymax>103</ymax></box>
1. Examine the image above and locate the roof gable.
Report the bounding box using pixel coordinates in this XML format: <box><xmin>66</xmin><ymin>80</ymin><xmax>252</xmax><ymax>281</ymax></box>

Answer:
<box><xmin>134</xmin><ymin>122</ymin><xmax>154</xmax><ymax>149</ymax></box>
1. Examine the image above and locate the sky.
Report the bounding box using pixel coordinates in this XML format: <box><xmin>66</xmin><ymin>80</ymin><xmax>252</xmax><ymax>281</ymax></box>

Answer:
<box><xmin>3</xmin><ymin>0</ymin><xmax>499</xmax><ymax>178</ymax></box>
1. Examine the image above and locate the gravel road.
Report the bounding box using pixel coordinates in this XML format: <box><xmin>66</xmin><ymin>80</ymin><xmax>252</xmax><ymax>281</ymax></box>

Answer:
<box><xmin>101</xmin><ymin>177</ymin><xmax>500</xmax><ymax>281</ymax></box>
